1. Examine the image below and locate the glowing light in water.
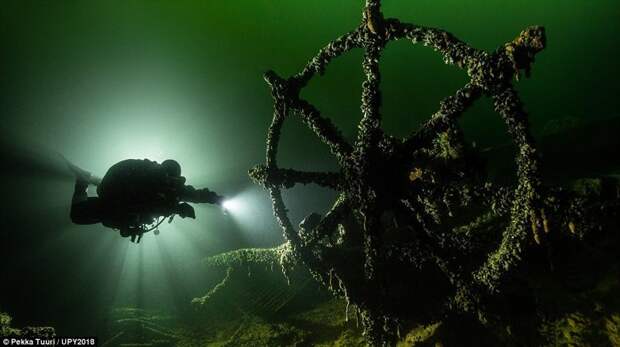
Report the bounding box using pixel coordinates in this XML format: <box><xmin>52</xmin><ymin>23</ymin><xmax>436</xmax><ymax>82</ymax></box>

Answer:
<box><xmin>222</xmin><ymin>197</ymin><xmax>243</xmax><ymax>213</ymax></box>
<box><xmin>216</xmin><ymin>188</ymin><xmax>276</xmax><ymax>240</ymax></box>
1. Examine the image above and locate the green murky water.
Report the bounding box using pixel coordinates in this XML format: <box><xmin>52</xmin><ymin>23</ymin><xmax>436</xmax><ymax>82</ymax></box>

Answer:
<box><xmin>1</xmin><ymin>1</ymin><xmax>619</xmax><ymax>345</ymax></box>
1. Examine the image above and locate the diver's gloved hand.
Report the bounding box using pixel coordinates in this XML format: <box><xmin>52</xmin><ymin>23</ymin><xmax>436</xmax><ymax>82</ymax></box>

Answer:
<box><xmin>176</xmin><ymin>203</ymin><xmax>196</xmax><ymax>219</ymax></box>
<box><xmin>214</xmin><ymin>193</ymin><xmax>225</xmax><ymax>206</ymax></box>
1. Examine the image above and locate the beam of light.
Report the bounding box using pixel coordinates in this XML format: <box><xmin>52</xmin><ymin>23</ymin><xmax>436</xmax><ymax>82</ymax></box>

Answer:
<box><xmin>220</xmin><ymin>190</ymin><xmax>262</xmax><ymax>224</ymax></box>
<box><xmin>106</xmin><ymin>240</ymin><xmax>130</xmax><ymax>311</ymax></box>
<box><xmin>110</xmin><ymin>219</ymin><xmax>211</xmax><ymax>312</ymax></box>
<box><xmin>222</xmin><ymin>197</ymin><xmax>243</xmax><ymax>214</ymax></box>
<box><xmin>215</xmin><ymin>187</ymin><xmax>280</xmax><ymax>246</ymax></box>
<box><xmin>171</xmin><ymin>217</ymin><xmax>214</xmax><ymax>256</ymax></box>
<box><xmin>136</xmin><ymin>242</ymin><xmax>145</xmax><ymax>310</ymax></box>
<box><xmin>155</xmin><ymin>234</ymin><xmax>193</xmax><ymax>312</ymax></box>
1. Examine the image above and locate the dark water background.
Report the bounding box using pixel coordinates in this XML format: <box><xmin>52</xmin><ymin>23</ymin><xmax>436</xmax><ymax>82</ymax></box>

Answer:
<box><xmin>0</xmin><ymin>0</ymin><xmax>619</xmax><ymax>336</ymax></box>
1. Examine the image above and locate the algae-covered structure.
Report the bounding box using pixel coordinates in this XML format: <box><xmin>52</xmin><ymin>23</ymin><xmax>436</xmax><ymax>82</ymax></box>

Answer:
<box><xmin>194</xmin><ymin>0</ymin><xmax>620</xmax><ymax>345</ymax></box>
<box><xmin>2</xmin><ymin>1</ymin><xmax>620</xmax><ymax>346</ymax></box>
<box><xmin>0</xmin><ymin>312</ymin><xmax>55</xmax><ymax>340</ymax></box>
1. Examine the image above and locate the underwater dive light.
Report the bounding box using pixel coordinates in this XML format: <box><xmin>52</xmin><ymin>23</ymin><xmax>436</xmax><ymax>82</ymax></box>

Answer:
<box><xmin>222</xmin><ymin>197</ymin><xmax>242</xmax><ymax>213</ymax></box>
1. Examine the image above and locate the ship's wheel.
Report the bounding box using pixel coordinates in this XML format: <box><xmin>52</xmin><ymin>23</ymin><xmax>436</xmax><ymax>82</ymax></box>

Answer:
<box><xmin>250</xmin><ymin>0</ymin><xmax>546</xmax><ymax>342</ymax></box>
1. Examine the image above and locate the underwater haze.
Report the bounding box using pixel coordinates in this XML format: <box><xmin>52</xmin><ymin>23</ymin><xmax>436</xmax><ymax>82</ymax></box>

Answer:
<box><xmin>1</xmin><ymin>0</ymin><xmax>620</xmax><ymax>345</ymax></box>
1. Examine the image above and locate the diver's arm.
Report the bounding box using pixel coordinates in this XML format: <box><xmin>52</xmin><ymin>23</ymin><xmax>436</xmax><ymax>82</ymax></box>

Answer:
<box><xmin>180</xmin><ymin>186</ymin><xmax>224</xmax><ymax>205</ymax></box>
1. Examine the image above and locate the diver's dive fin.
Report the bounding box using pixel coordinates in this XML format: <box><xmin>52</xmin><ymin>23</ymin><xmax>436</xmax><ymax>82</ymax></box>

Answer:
<box><xmin>59</xmin><ymin>154</ymin><xmax>102</xmax><ymax>185</ymax></box>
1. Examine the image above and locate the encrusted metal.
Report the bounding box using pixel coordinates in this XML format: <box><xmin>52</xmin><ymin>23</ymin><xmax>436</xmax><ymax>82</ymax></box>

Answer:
<box><xmin>249</xmin><ymin>1</ymin><xmax>552</xmax><ymax>344</ymax></box>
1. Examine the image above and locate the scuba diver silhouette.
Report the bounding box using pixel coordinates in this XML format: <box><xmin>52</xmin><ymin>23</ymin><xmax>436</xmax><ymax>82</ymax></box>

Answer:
<box><xmin>68</xmin><ymin>158</ymin><xmax>224</xmax><ymax>242</ymax></box>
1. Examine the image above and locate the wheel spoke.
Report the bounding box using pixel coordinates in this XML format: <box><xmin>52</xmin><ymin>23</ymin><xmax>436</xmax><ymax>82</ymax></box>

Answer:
<box><xmin>291</xmin><ymin>98</ymin><xmax>353</xmax><ymax>162</ymax></box>
<box><xmin>305</xmin><ymin>196</ymin><xmax>351</xmax><ymax>244</ymax></box>
<box><xmin>360</xmin><ymin>207</ymin><xmax>382</xmax><ymax>280</ymax></box>
<box><xmin>403</xmin><ymin>83</ymin><xmax>481</xmax><ymax>151</ymax></box>
<box><xmin>249</xmin><ymin>165</ymin><xmax>342</xmax><ymax>190</ymax></box>
<box><xmin>356</xmin><ymin>39</ymin><xmax>384</xmax><ymax>152</ymax></box>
